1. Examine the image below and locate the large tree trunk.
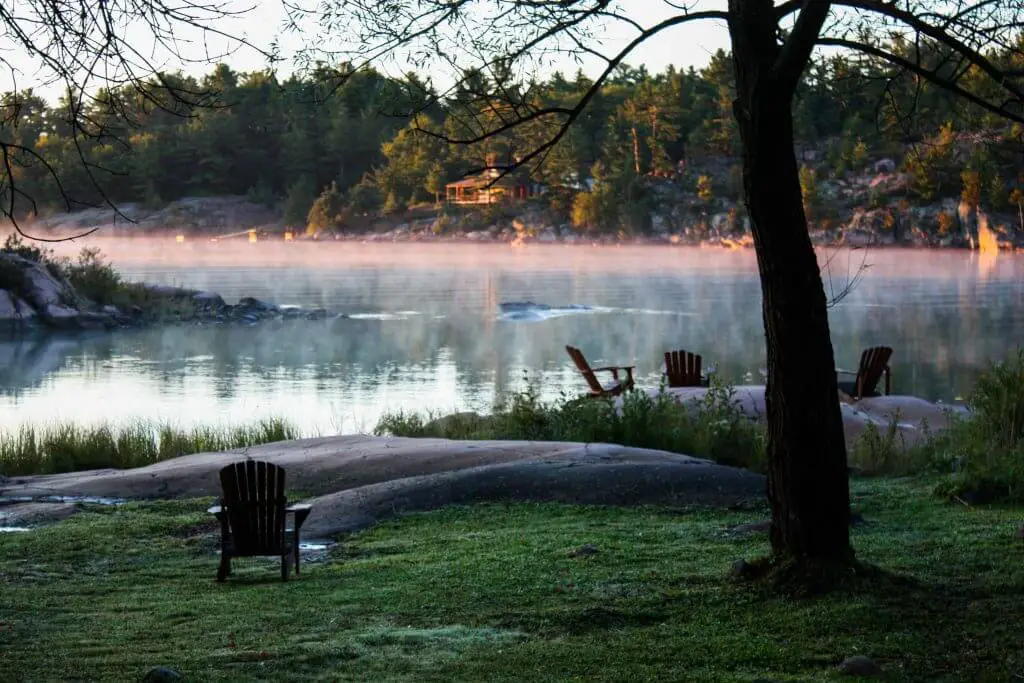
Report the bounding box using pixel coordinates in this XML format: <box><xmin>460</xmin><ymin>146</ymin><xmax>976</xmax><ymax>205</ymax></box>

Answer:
<box><xmin>728</xmin><ymin>0</ymin><xmax>853</xmax><ymax>564</ymax></box>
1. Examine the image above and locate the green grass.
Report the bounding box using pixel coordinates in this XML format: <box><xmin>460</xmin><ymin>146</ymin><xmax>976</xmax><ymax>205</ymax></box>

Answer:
<box><xmin>0</xmin><ymin>418</ymin><xmax>302</xmax><ymax>475</ymax></box>
<box><xmin>1</xmin><ymin>478</ymin><xmax>1022</xmax><ymax>681</ymax></box>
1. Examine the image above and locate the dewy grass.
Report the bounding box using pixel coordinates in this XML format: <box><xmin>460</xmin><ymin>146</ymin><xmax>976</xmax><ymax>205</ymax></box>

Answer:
<box><xmin>0</xmin><ymin>478</ymin><xmax>1022</xmax><ymax>681</ymax></box>
<box><xmin>0</xmin><ymin>417</ymin><xmax>301</xmax><ymax>475</ymax></box>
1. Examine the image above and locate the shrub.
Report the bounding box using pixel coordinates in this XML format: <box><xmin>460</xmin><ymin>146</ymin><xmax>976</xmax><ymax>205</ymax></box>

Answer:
<box><xmin>931</xmin><ymin>348</ymin><xmax>1024</xmax><ymax>501</ymax></box>
<box><xmin>848</xmin><ymin>411</ymin><xmax>938</xmax><ymax>477</ymax></box>
<box><xmin>64</xmin><ymin>247</ymin><xmax>123</xmax><ymax>305</ymax></box>
<box><xmin>2</xmin><ymin>232</ymin><xmax>53</xmax><ymax>264</ymax></box>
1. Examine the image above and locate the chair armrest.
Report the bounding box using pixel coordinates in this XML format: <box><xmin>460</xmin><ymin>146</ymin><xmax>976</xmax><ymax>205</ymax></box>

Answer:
<box><xmin>287</xmin><ymin>503</ymin><xmax>313</xmax><ymax>531</ymax></box>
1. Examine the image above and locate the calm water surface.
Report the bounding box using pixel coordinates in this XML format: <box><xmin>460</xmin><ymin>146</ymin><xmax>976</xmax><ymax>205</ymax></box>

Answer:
<box><xmin>1</xmin><ymin>240</ymin><xmax>1022</xmax><ymax>434</ymax></box>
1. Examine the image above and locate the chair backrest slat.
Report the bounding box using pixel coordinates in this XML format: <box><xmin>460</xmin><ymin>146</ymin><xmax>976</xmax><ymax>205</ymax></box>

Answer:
<box><xmin>856</xmin><ymin>346</ymin><xmax>893</xmax><ymax>396</ymax></box>
<box><xmin>219</xmin><ymin>460</ymin><xmax>287</xmax><ymax>554</ymax></box>
<box><xmin>664</xmin><ymin>349</ymin><xmax>703</xmax><ymax>388</ymax></box>
<box><xmin>565</xmin><ymin>345</ymin><xmax>605</xmax><ymax>394</ymax></box>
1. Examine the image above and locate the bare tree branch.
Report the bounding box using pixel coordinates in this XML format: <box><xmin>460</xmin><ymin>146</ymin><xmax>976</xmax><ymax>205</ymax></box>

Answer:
<box><xmin>0</xmin><ymin>0</ymin><xmax>270</xmax><ymax>241</ymax></box>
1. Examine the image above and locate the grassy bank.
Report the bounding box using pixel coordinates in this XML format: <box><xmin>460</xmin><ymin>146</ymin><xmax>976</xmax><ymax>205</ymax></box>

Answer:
<box><xmin>0</xmin><ymin>418</ymin><xmax>301</xmax><ymax>476</ymax></box>
<box><xmin>0</xmin><ymin>478</ymin><xmax>1021</xmax><ymax>681</ymax></box>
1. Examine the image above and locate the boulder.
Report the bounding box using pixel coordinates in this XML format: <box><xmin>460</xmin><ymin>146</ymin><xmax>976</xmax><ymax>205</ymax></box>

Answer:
<box><xmin>77</xmin><ymin>311</ymin><xmax>118</xmax><ymax>331</ymax></box>
<box><xmin>236</xmin><ymin>296</ymin><xmax>277</xmax><ymax>312</ymax></box>
<box><xmin>0</xmin><ymin>289</ymin><xmax>37</xmax><ymax>332</ymax></box>
<box><xmin>140</xmin><ymin>666</ymin><xmax>184</xmax><ymax>682</ymax></box>
<box><xmin>41</xmin><ymin>303</ymin><xmax>81</xmax><ymax>329</ymax></box>
<box><xmin>0</xmin><ymin>253</ymin><xmax>77</xmax><ymax>310</ymax></box>
<box><xmin>837</xmin><ymin>655</ymin><xmax>881</xmax><ymax>677</ymax></box>
<box><xmin>632</xmin><ymin>385</ymin><xmax>966</xmax><ymax>455</ymax></box>
<box><xmin>192</xmin><ymin>291</ymin><xmax>225</xmax><ymax>310</ymax></box>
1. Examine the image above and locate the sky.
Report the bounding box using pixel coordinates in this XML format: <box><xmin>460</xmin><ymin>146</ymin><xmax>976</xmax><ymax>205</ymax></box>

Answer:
<box><xmin>1</xmin><ymin>1</ymin><xmax>734</xmax><ymax>103</ymax></box>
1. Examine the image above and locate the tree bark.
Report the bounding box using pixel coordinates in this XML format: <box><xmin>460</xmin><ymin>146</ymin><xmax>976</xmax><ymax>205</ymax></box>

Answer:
<box><xmin>728</xmin><ymin>0</ymin><xmax>853</xmax><ymax>563</ymax></box>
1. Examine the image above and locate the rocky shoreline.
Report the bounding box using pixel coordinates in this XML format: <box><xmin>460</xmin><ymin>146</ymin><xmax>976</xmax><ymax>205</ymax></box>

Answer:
<box><xmin>20</xmin><ymin>177</ymin><xmax>1024</xmax><ymax>252</ymax></box>
<box><xmin>0</xmin><ymin>251</ymin><xmax>337</xmax><ymax>335</ymax></box>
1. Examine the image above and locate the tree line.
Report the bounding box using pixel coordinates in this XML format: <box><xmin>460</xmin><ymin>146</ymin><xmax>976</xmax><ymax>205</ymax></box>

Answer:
<box><xmin>3</xmin><ymin>36</ymin><xmax>1023</xmax><ymax>234</ymax></box>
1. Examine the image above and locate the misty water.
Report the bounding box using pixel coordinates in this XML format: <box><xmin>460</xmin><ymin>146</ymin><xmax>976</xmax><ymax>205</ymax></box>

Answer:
<box><xmin>2</xmin><ymin>240</ymin><xmax>1023</xmax><ymax>436</ymax></box>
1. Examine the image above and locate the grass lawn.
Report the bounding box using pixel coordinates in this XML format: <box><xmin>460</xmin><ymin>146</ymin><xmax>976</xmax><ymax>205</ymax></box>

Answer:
<box><xmin>1</xmin><ymin>477</ymin><xmax>1022</xmax><ymax>682</ymax></box>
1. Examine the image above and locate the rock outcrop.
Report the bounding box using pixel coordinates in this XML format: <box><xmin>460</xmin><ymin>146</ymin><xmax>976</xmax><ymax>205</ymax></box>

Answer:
<box><xmin>0</xmin><ymin>252</ymin><xmax>340</xmax><ymax>336</ymax></box>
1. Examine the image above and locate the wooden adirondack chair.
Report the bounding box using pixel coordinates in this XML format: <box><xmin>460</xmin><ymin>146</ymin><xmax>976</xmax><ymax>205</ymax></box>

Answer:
<box><xmin>565</xmin><ymin>345</ymin><xmax>635</xmax><ymax>398</ymax></box>
<box><xmin>664</xmin><ymin>349</ymin><xmax>711</xmax><ymax>388</ymax></box>
<box><xmin>208</xmin><ymin>460</ymin><xmax>312</xmax><ymax>582</ymax></box>
<box><xmin>836</xmin><ymin>346</ymin><xmax>893</xmax><ymax>401</ymax></box>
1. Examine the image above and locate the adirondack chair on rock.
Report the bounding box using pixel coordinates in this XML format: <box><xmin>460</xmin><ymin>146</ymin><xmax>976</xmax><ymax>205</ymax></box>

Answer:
<box><xmin>208</xmin><ymin>460</ymin><xmax>312</xmax><ymax>582</ymax></box>
<box><xmin>664</xmin><ymin>349</ymin><xmax>711</xmax><ymax>388</ymax></box>
<box><xmin>565</xmin><ymin>345</ymin><xmax>635</xmax><ymax>398</ymax></box>
<box><xmin>836</xmin><ymin>346</ymin><xmax>893</xmax><ymax>401</ymax></box>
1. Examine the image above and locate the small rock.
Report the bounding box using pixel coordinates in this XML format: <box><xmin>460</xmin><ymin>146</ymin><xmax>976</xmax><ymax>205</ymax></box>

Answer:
<box><xmin>568</xmin><ymin>543</ymin><xmax>599</xmax><ymax>558</ymax></box>
<box><xmin>237</xmin><ymin>296</ymin><xmax>276</xmax><ymax>312</ymax></box>
<box><xmin>192</xmin><ymin>291</ymin><xmax>225</xmax><ymax>309</ymax></box>
<box><xmin>730</xmin><ymin>558</ymin><xmax>753</xmax><ymax>578</ymax></box>
<box><xmin>837</xmin><ymin>655</ymin><xmax>881</xmax><ymax>677</ymax></box>
<box><xmin>141</xmin><ymin>666</ymin><xmax>184</xmax><ymax>682</ymax></box>
<box><xmin>729</xmin><ymin>520</ymin><xmax>771</xmax><ymax>536</ymax></box>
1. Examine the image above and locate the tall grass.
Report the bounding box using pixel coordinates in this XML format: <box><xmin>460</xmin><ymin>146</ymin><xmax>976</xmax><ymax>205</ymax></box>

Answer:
<box><xmin>375</xmin><ymin>380</ymin><xmax>768</xmax><ymax>472</ymax></box>
<box><xmin>0</xmin><ymin>418</ymin><xmax>301</xmax><ymax>476</ymax></box>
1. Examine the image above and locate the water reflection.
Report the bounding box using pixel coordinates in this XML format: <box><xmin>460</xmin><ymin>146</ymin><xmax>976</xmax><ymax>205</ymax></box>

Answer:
<box><xmin>1</xmin><ymin>242</ymin><xmax>1023</xmax><ymax>433</ymax></box>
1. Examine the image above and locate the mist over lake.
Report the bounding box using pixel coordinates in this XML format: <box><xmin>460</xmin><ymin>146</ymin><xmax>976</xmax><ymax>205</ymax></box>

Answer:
<box><xmin>1</xmin><ymin>239</ymin><xmax>1021</xmax><ymax>435</ymax></box>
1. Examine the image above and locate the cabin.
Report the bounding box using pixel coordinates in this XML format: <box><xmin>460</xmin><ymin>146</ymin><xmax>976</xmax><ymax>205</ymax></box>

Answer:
<box><xmin>444</xmin><ymin>154</ymin><xmax>535</xmax><ymax>205</ymax></box>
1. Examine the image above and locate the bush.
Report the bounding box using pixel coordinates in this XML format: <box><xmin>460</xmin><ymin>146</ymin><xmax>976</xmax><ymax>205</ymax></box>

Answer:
<box><xmin>2</xmin><ymin>232</ymin><xmax>53</xmax><ymax>263</ymax></box>
<box><xmin>64</xmin><ymin>247</ymin><xmax>123</xmax><ymax>305</ymax></box>
<box><xmin>375</xmin><ymin>379</ymin><xmax>767</xmax><ymax>472</ymax></box>
<box><xmin>931</xmin><ymin>349</ymin><xmax>1024</xmax><ymax>501</ymax></box>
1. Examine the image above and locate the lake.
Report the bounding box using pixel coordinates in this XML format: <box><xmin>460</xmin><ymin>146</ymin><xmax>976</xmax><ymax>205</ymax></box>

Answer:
<box><xmin>1</xmin><ymin>240</ymin><xmax>1022</xmax><ymax>435</ymax></box>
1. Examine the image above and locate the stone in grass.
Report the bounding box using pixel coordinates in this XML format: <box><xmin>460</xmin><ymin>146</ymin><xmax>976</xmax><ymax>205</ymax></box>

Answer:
<box><xmin>837</xmin><ymin>655</ymin><xmax>881</xmax><ymax>677</ymax></box>
<box><xmin>568</xmin><ymin>543</ymin><xmax>599</xmax><ymax>558</ymax></box>
<box><xmin>141</xmin><ymin>666</ymin><xmax>184</xmax><ymax>682</ymax></box>
<box><xmin>730</xmin><ymin>558</ymin><xmax>754</xmax><ymax>578</ymax></box>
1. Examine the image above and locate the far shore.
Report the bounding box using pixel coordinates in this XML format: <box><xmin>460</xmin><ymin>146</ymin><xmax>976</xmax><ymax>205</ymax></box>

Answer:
<box><xmin>28</xmin><ymin>228</ymin><xmax>1024</xmax><ymax>252</ymax></box>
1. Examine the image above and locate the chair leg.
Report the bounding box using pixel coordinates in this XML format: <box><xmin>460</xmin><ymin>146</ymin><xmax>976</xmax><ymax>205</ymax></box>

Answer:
<box><xmin>294</xmin><ymin>543</ymin><xmax>301</xmax><ymax>576</ymax></box>
<box><xmin>281</xmin><ymin>554</ymin><xmax>290</xmax><ymax>582</ymax></box>
<box><xmin>217</xmin><ymin>554</ymin><xmax>230</xmax><ymax>582</ymax></box>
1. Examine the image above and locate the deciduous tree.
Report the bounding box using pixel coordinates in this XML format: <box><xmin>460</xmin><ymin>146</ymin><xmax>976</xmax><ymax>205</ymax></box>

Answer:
<box><xmin>285</xmin><ymin>0</ymin><xmax>1024</xmax><ymax>582</ymax></box>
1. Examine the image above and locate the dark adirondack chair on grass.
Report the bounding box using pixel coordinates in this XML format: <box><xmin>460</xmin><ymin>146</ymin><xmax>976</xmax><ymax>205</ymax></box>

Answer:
<box><xmin>836</xmin><ymin>346</ymin><xmax>893</xmax><ymax>401</ymax></box>
<box><xmin>208</xmin><ymin>460</ymin><xmax>312</xmax><ymax>582</ymax></box>
<box><xmin>664</xmin><ymin>349</ymin><xmax>711</xmax><ymax>388</ymax></box>
<box><xmin>565</xmin><ymin>345</ymin><xmax>635</xmax><ymax>398</ymax></box>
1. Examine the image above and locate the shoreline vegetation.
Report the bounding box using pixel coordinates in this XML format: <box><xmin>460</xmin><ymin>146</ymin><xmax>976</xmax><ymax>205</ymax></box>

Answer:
<box><xmin>0</xmin><ymin>417</ymin><xmax>300</xmax><ymax>476</ymax></box>
<box><xmin>0</xmin><ymin>233</ymin><xmax>339</xmax><ymax>335</ymax></box>
<box><xmin>23</xmin><ymin>191</ymin><xmax>1024</xmax><ymax>251</ymax></box>
<box><xmin>372</xmin><ymin>350</ymin><xmax>1024</xmax><ymax>505</ymax></box>
<box><xmin>3</xmin><ymin>349</ymin><xmax>1023</xmax><ymax>508</ymax></box>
